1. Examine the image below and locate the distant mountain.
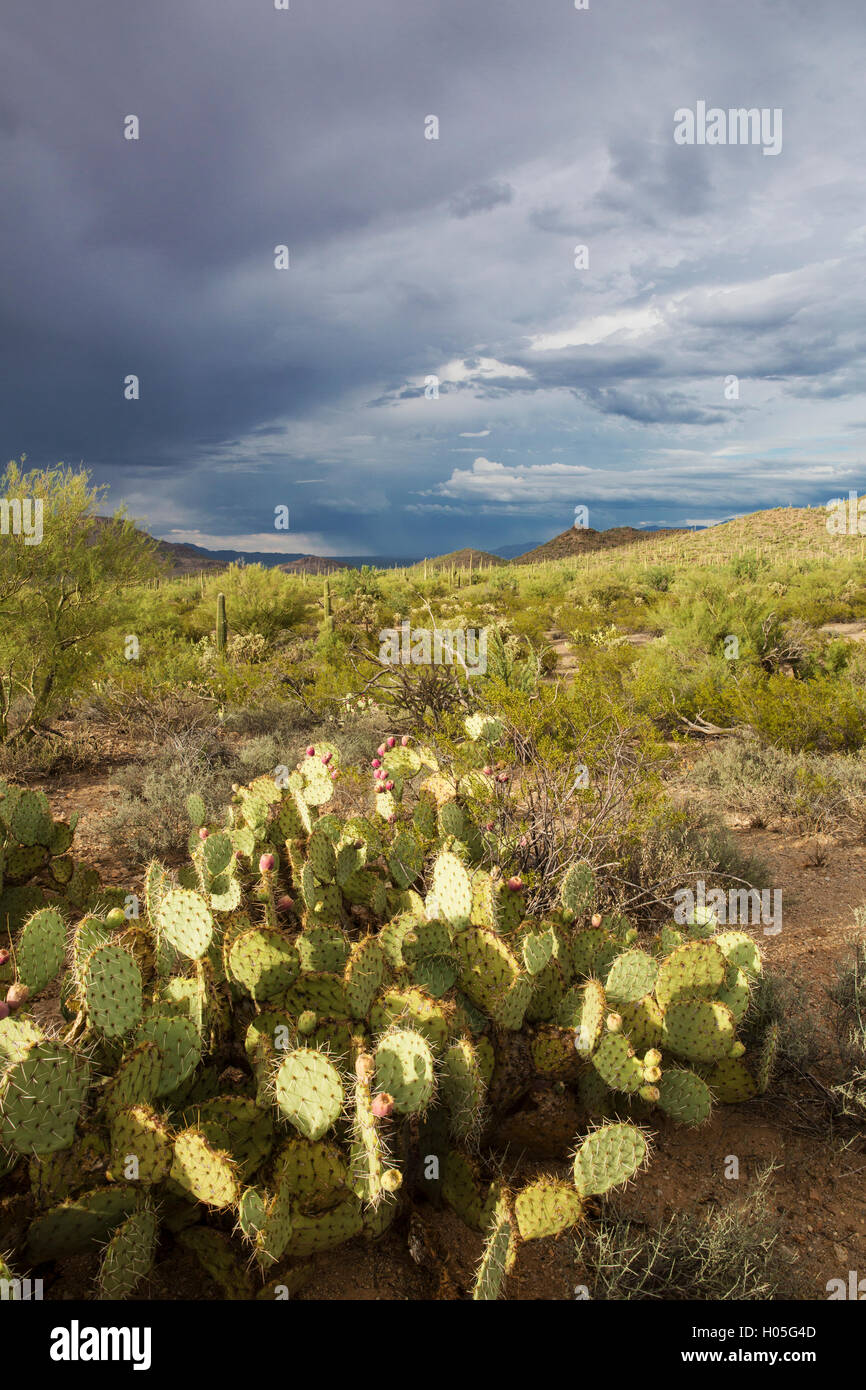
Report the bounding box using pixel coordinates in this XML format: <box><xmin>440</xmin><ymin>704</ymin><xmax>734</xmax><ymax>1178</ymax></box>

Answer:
<box><xmin>489</xmin><ymin>541</ymin><xmax>544</xmax><ymax>559</ymax></box>
<box><xmin>150</xmin><ymin>540</ymin><xmax>424</xmax><ymax>571</ymax></box>
<box><xmin>412</xmin><ymin>548</ymin><xmax>505</xmax><ymax>571</ymax></box>
<box><xmin>515</xmin><ymin>524</ymin><xmax>689</xmax><ymax>563</ymax></box>
<box><xmin>277</xmin><ymin>555</ymin><xmax>349</xmax><ymax>575</ymax></box>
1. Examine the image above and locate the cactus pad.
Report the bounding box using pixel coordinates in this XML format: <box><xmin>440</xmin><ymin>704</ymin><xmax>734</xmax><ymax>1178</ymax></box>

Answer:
<box><xmin>81</xmin><ymin>943</ymin><xmax>143</xmax><ymax>1038</ymax></box>
<box><xmin>573</xmin><ymin>1123</ymin><xmax>649</xmax><ymax>1197</ymax></box>
<box><xmin>374</xmin><ymin>1028</ymin><xmax>436</xmax><ymax>1115</ymax></box>
<box><xmin>275</xmin><ymin>1048</ymin><xmax>344</xmax><ymax>1140</ymax></box>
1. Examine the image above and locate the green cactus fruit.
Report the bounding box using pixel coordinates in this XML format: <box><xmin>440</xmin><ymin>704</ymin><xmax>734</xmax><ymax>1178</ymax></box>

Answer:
<box><xmin>275</xmin><ymin>1048</ymin><xmax>344</xmax><ymax>1140</ymax></box>
<box><xmin>137</xmin><ymin>1014</ymin><xmax>202</xmax><ymax>1097</ymax></box>
<box><xmin>178</xmin><ymin>1226</ymin><xmax>254</xmax><ymax>1300</ymax></box>
<box><xmin>604</xmin><ymin>949</ymin><xmax>659</xmax><ymax>1007</ymax></box>
<box><xmin>441</xmin><ymin>1149</ymin><xmax>484</xmax><ymax>1229</ymax></box>
<box><xmin>514</xmin><ymin>1178</ymin><xmax>585</xmax><ymax>1241</ymax></box>
<box><xmin>170</xmin><ymin>1127</ymin><xmax>240</xmax><ymax>1209</ymax></box>
<box><xmin>429</xmin><ymin>850</ymin><xmax>473</xmax><ymax>929</ymax></box>
<box><xmin>16</xmin><ymin>908</ymin><xmax>66</xmax><ymax>994</ymax></box>
<box><xmin>98</xmin><ymin>1206</ymin><xmax>158</xmax><ymax>1300</ymax></box>
<box><xmin>713</xmin><ymin>930</ymin><xmax>763</xmax><ymax>979</ymax></box>
<box><xmin>662</xmin><ymin>999</ymin><xmax>736</xmax><ymax>1064</ymax></box>
<box><xmin>374</xmin><ymin>1028</ymin><xmax>436</xmax><ymax>1115</ymax></box>
<box><xmin>157</xmin><ymin>888</ymin><xmax>214</xmax><ymax>960</ymax></box>
<box><xmin>592</xmin><ymin>1033</ymin><xmax>646</xmax><ymax>1094</ymax></box>
<box><xmin>656</xmin><ymin>1068</ymin><xmax>714</xmax><ymax>1125</ymax></box>
<box><xmin>344</xmin><ymin>937</ymin><xmax>386</xmax><ymax>1019</ymax></box>
<box><xmin>27</xmin><ymin>1186</ymin><xmax>138</xmax><ymax>1263</ymax></box>
<box><xmin>227</xmin><ymin>928</ymin><xmax>300</xmax><ymax>1003</ymax></box>
<box><xmin>572</xmin><ymin>1122</ymin><xmax>649</xmax><ymax>1197</ymax></box>
<box><xmin>704</xmin><ymin>1055</ymin><xmax>758</xmax><ymax>1102</ymax></box>
<box><xmin>756</xmin><ymin>1022</ymin><xmax>778</xmax><ymax>1094</ymax></box>
<box><xmin>440</xmin><ymin>1038</ymin><xmax>486</xmax><ymax>1143</ymax></box>
<box><xmin>654</xmin><ymin>940</ymin><xmax>728</xmax><ymax>1011</ymax></box>
<box><xmin>560</xmin><ymin>861</ymin><xmax>595</xmax><ymax>917</ymax></box>
<box><xmin>0</xmin><ymin>1038</ymin><xmax>90</xmax><ymax>1154</ymax></box>
<box><xmin>80</xmin><ymin>942</ymin><xmax>143</xmax><ymax>1038</ymax></box>
<box><xmin>110</xmin><ymin>1105</ymin><xmax>173</xmax><ymax>1184</ymax></box>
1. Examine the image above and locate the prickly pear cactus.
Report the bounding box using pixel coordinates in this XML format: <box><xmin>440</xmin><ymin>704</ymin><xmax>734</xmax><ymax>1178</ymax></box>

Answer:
<box><xmin>0</xmin><ymin>732</ymin><xmax>774</xmax><ymax>1302</ymax></box>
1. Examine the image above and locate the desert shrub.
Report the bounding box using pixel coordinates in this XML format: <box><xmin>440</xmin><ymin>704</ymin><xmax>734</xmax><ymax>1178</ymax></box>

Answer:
<box><xmin>827</xmin><ymin>932</ymin><xmax>866</xmax><ymax>1118</ymax></box>
<box><xmin>0</xmin><ymin>461</ymin><xmax>158</xmax><ymax>741</ymax></box>
<box><xmin>692</xmin><ymin>738</ymin><xmax>866</xmax><ymax>835</ymax></box>
<box><xmin>746</xmin><ymin>966</ymin><xmax>822</xmax><ymax>1072</ymax></box>
<box><xmin>194</xmin><ymin>564</ymin><xmax>308</xmax><ymax>642</ymax></box>
<box><xmin>616</xmin><ymin>803</ymin><xmax>770</xmax><ymax>926</ymax></box>
<box><xmin>736</xmin><ymin>672</ymin><xmax>866</xmax><ymax>752</ymax></box>
<box><xmin>644</xmin><ymin>565</ymin><xmax>672</xmax><ymax>592</ymax></box>
<box><xmin>100</xmin><ymin>732</ymin><xmax>236</xmax><ymax>862</ymax></box>
<box><xmin>576</xmin><ymin>1165</ymin><xmax>794</xmax><ymax>1300</ymax></box>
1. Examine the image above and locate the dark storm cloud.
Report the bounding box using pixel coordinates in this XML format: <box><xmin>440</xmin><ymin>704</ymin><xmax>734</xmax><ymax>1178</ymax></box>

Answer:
<box><xmin>1</xmin><ymin>0</ymin><xmax>865</xmax><ymax>554</ymax></box>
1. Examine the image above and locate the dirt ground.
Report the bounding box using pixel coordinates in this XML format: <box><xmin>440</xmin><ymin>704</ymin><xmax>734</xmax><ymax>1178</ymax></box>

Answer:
<box><xmin>10</xmin><ymin>725</ymin><xmax>866</xmax><ymax>1302</ymax></box>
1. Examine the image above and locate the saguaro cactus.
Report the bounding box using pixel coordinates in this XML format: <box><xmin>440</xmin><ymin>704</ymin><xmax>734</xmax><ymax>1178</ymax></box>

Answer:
<box><xmin>323</xmin><ymin>577</ymin><xmax>333</xmax><ymax>634</ymax></box>
<box><xmin>216</xmin><ymin>592</ymin><xmax>227</xmax><ymax>655</ymax></box>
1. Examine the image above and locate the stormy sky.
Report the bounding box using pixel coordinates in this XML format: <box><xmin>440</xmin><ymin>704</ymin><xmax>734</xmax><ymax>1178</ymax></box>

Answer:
<box><xmin>2</xmin><ymin>0</ymin><xmax>865</xmax><ymax>556</ymax></box>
